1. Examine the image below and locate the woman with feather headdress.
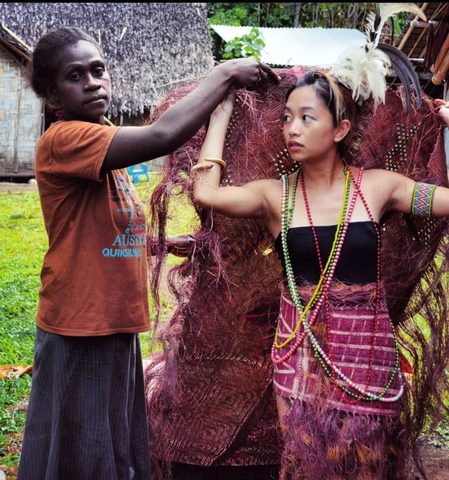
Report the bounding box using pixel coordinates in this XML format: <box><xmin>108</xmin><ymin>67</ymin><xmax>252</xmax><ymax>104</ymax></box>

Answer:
<box><xmin>145</xmin><ymin>4</ymin><xmax>449</xmax><ymax>480</ymax></box>
<box><xmin>178</xmin><ymin>3</ymin><xmax>449</xmax><ymax>479</ymax></box>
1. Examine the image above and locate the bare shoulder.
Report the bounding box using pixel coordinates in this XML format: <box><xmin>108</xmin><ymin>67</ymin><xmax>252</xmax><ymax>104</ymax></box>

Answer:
<box><xmin>362</xmin><ymin>168</ymin><xmax>408</xmax><ymax>187</ymax></box>
<box><xmin>362</xmin><ymin>168</ymin><xmax>397</xmax><ymax>178</ymax></box>
<box><xmin>361</xmin><ymin>169</ymin><xmax>415</xmax><ymax>213</ymax></box>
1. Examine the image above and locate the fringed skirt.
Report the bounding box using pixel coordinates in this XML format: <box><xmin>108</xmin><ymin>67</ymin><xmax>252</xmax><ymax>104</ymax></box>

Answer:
<box><xmin>272</xmin><ymin>282</ymin><xmax>409</xmax><ymax>480</ymax></box>
<box><xmin>17</xmin><ymin>327</ymin><xmax>152</xmax><ymax>480</ymax></box>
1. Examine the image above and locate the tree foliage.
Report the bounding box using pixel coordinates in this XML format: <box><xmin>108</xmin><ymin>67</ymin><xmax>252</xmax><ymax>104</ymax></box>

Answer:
<box><xmin>207</xmin><ymin>3</ymin><xmax>381</xmax><ymax>29</ymax></box>
<box><xmin>222</xmin><ymin>27</ymin><xmax>265</xmax><ymax>61</ymax></box>
<box><xmin>208</xmin><ymin>3</ymin><xmax>413</xmax><ymax>60</ymax></box>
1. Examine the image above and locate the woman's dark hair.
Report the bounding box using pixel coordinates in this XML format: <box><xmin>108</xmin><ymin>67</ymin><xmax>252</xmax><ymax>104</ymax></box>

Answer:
<box><xmin>27</xmin><ymin>26</ymin><xmax>103</xmax><ymax>104</ymax></box>
<box><xmin>286</xmin><ymin>69</ymin><xmax>359</xmax><ymax>158</ymax></box>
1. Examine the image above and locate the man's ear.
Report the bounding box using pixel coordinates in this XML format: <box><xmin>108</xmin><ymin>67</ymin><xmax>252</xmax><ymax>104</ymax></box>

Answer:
<box><xmin>334</xmin><ymin>119</ymin><xmax>351</xmax><ymax>143</ymax></box>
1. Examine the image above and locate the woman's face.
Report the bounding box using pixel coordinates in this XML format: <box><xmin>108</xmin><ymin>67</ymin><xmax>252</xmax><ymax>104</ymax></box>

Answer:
<box><xmin>282</xmin><ymin>85</ymin><xmax>340</xmax><ymax>163</ymax></box>
<box><xmin>52</xmin><ymin>40</ymin><xmax>111</xmax><ymax>123</ymax></box>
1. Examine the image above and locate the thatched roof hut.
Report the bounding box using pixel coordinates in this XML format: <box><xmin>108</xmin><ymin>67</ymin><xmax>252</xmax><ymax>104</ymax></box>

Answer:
<box><xmin>0</xmin><ymin>3</ymin><xmax>213</xmax><ymax>177</ymax></box>
<box><xmin>0</xmin><ymin>2</ymin><xmax>214</xmax><ymax>121</ymax></box>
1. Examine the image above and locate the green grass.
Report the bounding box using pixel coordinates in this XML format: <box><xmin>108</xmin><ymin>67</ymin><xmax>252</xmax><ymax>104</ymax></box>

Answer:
<box><xmin>0</xmin><ymin>188</ymin><xmax>45</xmax><ymax>477</ymax></box>
<box><xmin>0</xmin><ymin>175</ymin><xmax>198</xmax><ymax>477</ymax></box>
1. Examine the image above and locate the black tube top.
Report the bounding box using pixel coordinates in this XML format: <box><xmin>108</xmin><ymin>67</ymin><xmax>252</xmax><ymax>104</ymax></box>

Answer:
<box><xmin>274</xmin><ymin>221</ymin><xmax>379</xmax><ymax>285</ymax></box>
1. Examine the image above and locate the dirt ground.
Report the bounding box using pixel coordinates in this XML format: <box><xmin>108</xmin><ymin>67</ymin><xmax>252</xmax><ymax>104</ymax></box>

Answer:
<box><xmin>2</xmin><ymin>179</ymin><xmax>449</xmax><ymax>478</ymax></box>
<box><xmin>0</xmin><ymin>180</ymin><xmax>38</xmax><ymax>192</ymax></box>
<box><xmin>414</xmin><ymin>437</ymin><xmax>449</xmax><ymax>480</ymax></box>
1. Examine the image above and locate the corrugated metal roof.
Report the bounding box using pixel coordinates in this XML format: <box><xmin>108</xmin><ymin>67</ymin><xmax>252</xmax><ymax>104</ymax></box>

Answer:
<box><xmin>211</xmin><ymin>25</ymin><xmax>367</xmax><ymax>67</ymax></box>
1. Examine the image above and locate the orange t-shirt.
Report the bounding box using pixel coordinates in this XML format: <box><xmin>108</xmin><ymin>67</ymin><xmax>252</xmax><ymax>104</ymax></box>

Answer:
<box><xmin>34</xmin><ymin>120</ymin><xmax>150</xmax><ymax>336</ymax></box>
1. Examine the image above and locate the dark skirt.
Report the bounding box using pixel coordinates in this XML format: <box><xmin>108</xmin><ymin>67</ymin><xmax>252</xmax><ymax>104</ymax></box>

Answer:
<box><xmin>17</xmin><ymin>327</ymin><xmax>151</xmax><ymax>480</ymax></box>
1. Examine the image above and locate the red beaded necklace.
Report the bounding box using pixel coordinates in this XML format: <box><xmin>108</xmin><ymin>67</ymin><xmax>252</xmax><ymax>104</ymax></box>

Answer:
<box><xmin>271</xmin><ymin>166</ymin><xmax>362</xmax><ymax>365</ymax></box>
<box><xmin>300</xmin><ymin>165</ymin><xmax>380</xmax><ymax>404</ymax></box>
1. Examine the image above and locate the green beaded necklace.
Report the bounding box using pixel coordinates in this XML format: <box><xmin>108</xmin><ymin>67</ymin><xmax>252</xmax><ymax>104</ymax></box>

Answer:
<box><xmin>274</xmin><ymin>165</ymin><xmax>351</xmax><ymax>349</ymax></box>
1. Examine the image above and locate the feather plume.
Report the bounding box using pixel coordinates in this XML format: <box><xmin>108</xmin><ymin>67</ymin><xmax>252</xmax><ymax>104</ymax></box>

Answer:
<box><xmin>329</xmin><ymin>44</ymin><xmax>391</xmax><ymax>110</ymax></box>
<box><xmin>329</xmin><ymin>3</ymin><xmax>425</xmax><ymax>113</ymax></box>
<box><xmin>365</xmin><ymin>3</ymin><xmax>427</xmax><ymax>47</ymax></box>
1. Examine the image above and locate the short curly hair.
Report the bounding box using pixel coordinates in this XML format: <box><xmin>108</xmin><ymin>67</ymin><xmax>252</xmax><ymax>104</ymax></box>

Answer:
<box><xmin>27</xmin><ymin>26</ymin><xmax>103</xmax><ymax>105</ymax></box>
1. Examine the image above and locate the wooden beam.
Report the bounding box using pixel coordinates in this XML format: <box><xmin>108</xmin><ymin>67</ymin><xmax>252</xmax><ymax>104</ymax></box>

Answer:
<box><xmin>432</xmin><ymin>49</ymin><xmax>449</xmax><ymax>84</ymax></box>
<box><xmin>410</xmin><ymin>20</ymin><xmax>430</xmax><ymax>28</ymax></box>
<box><xmin>430</xmin><ymin>33</ymin><xmax>449</xmax><ymax>73</ymax></box>
<box><xmin>397</xmin><ymin>3</ymin><xmax>429</xmax><ymax>51</ymax></box>
<box><xmin>0</xmin><ymin>36</ymin><xmax>31</xmax><ymax>63</ymax></box>
<box><xmin>0</xmin><ymin>23</ymin><xmax>32</xmax><ymax>54</ymax></box>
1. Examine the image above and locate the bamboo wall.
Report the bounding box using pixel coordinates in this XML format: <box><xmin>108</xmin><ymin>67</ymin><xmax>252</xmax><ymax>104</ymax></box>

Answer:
<box><xmin>0</xmin><ymin>48</ymin><xmax>41</xmax><ymax>177</ymax></box>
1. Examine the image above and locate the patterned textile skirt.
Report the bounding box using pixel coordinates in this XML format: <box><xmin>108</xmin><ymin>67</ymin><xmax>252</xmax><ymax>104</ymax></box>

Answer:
<box><xmin>17</xmin><ymin>327</ymin><xmax>152</xmax><ymax>480</ymax></box>
<box><xmin>272</xmin><ymin>282</ymin><xmax>409</xmax><ymax>480</ymax></box>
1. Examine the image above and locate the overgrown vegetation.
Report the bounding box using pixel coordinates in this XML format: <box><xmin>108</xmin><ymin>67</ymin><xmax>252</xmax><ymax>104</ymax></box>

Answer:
<box><xmin>0</xmin><ymin>177</ymin><xmax>197</xmax><ymax>478</ymax></box>
<box><xmin>222</xmin><ymin>26</ymin><xmax>265</xmax><ymax>61</ymax></box>
<box><xmin>207</xmin><ymin>3</ymin><xmax>406</xmax><ymax>30</ymax></box>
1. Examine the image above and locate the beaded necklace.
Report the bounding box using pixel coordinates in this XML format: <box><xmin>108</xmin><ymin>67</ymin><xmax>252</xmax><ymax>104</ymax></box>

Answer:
<box><xmin>271</xmin><ymin>164</ymin><xmax>402</xmax><ymax>403</ymax></box>
<box><xmin>299</xmin><ymin>164</ymin><xmax>402</xmax><ymax>403</ymax></box>
<box><xmin>271</xmin><ymin>166</ymin><xmax>356</xmax><ymax>365</ymax></box>
<box><xmin>273</xmin><ymin>166</ymin><xmax>351</xmax><ymax>350</ymax></box>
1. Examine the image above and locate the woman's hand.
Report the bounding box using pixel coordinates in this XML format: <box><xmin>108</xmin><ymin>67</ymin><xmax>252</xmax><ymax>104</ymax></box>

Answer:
<box><xmin>166</xmin><ymin>234</ymin><xmax>195</xmax><ymax>257</ymax></box>
<box><xmin>147</xmin><ymin>234</ymin><xmax>195</xmax><ymax>257</ymax></box>
<box><xmin>435</xmin><ymin>98</ymin><xmax>449</xmax><ymax>127</ymax></box>
<box><xmin>216</xmin><ymin>58</ymin><xmax>280</xmax><ymax>90</ymax></box>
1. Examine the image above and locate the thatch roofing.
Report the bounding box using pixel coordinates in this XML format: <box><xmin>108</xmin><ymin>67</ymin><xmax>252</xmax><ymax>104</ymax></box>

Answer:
<box><xmin>0</xmin><ymin>3</ymin><xmax>214</xmax><ymax>118</ymax></box>
<box><xmin>0</xmin><ymin>23</ymin><xmax>32</xmax><ymax>66</ymax></box>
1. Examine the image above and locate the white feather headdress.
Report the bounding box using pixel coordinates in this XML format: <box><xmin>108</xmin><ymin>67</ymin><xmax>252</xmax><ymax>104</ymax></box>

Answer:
<box><xmin>329</xmin><ymin>3</ymin><xmax>427</xmax><ymax>112</ymax></box>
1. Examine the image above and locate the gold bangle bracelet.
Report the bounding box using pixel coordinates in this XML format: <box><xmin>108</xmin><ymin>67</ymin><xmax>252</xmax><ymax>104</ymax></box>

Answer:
<box><xmin>191</xmin><ymin>163</ymin><xmax>214</xmax><ymax>173</ymax></box>
<box><xmin>203</xmin><ymin>157</ymin><xmax>227</xmax><ymax>170</ymax></box>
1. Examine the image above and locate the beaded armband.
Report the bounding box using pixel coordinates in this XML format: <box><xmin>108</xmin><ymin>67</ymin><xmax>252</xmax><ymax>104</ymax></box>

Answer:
<box><xmin>411</xmin><ymin>182</ymin><xmax>437</xmax><ymax>217</ymax></box>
